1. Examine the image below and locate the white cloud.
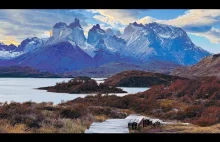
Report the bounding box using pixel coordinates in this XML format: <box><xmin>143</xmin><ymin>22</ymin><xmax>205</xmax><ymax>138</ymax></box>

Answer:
<box><xmin>86</xmin><ymin>9</ymin><xmax>99</xmax><ymax>14</ymax></box>
<box><xmin>93</xmin><ymin>15</ymin><xmax>121</xmax><ymax>28</ymax></box>
<box><xmin>0</xmin><ymin>9</ymin><xmax>88</xmax><ymax>45</ymax></box>
<box><xmin>137</xmin><ymin>16</ymin><xmax>157</xmax><ymax>24</ymax></box>
<box><xmin>1</xmin><ymin>9</ymin><xmax>220</xmax><ymax>46</ymax></box>
<box><xmin>138</xmin><ymin>10</ymin><xmax>220</xmax><ymax>27</ymax></box>
<box><xmin>0</xmin><ymin>36</ymin><xmax>20</xmax><ymax>46</ymax></box>
<box><xmin>137</xmin><ymin>9</ymin><xmax>220</xmax><ymax>44</ymax></box>
<box><xmin>189</xmin><ymin>27</ymin><xmax>220</xmax><ymax>44</ymax></box>
<box><xmin>96</xmin><ymin>9</ymin><xmax>138</xmax><ymax>25</ymax></box>
<box><xmin>164</xmin><ymin>10</ymin><xmax>220</xmax><ymax>27</ymax></box>
<box><xmin>92</xmin><ymin>9</ymin><xmax>141</xmax><ymax>31</ymax></box>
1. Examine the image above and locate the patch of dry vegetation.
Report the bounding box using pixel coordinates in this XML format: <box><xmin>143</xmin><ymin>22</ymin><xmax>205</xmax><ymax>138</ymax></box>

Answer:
<box><xmin>38</xmin><ymin>76</ymin><xmax>126</xmax><ymax>94</ymax></box>
<box><xmin>0</xmin><ymin>101</ymin><xmax>126</xmax><ymax>133</ymax></box>
<box><xmin>157</xmin><ymin>123</ymin><xmax>220</xmax><ymax>133</ymax></box>
<box><xmin>66</xmin><ymin>76</ymin><xmax>220</xmax><ymax>129</ymax></box>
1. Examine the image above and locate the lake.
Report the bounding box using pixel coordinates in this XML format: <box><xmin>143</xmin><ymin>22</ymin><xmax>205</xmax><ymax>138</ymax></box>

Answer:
<box><xmin>0</xmin><ymin>78</ymin><xmax>149</xmax><ymax>105</ymax></box>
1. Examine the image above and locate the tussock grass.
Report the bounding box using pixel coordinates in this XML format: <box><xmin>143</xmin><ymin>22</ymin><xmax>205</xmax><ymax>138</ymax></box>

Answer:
<box><xmin>94</xmin><ymin>115</ymin><xmax>108</xmax><ymax>122</ymax></box>
<box><xmin>141</xmin><ymin>123</ymin><xmax>220</xmax><ymax>133</ymax></box>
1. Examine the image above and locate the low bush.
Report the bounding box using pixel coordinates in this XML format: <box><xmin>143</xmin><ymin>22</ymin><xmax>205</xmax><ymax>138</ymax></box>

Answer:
<box><xmin>60</xmin><ymin>108</ymin><xmax>81</xmax><ymax>119</ymax></box>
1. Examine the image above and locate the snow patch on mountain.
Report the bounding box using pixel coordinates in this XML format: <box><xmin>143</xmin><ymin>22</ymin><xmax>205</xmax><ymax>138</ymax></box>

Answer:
<box><xmin>87</xmin><ymin>24</ymin><xmax>106</xmax><ymax>46</ymax></box>
<box><xmin>0</xmin><ymin>19</ymin><xmax>211</xmax><ymax>72</ymax></box>
<box><xmin>119</xmin><ymin>22</ymin><xmax>210</xmax><ymax>65</ymax></box>
<box><xmin>0</xmin><ymin>51</ymin><xmax>24</xmax><ymax>59</ymax></box>
<box><xmin>46</xmin><ymin>18</ymin><xmax>86</xmax><ymax>47</ymax></box>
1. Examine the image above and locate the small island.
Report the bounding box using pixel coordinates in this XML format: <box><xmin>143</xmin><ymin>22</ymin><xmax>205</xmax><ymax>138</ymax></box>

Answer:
<box><xmin>38</xmin><ymin>76</ymin><xmax>127</xmax><ymax>94</ymax></box>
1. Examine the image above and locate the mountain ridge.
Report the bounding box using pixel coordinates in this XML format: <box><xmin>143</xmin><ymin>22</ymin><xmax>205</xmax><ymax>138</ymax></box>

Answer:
<box><xmin>0</xmin><ymin>19</ymin><xmax>212</xmax><ymax>74</ymax></box>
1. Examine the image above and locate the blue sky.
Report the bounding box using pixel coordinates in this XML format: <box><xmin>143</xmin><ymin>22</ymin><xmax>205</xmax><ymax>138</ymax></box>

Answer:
<box><xmin>0</xmin><ymin>9</ymin><xmax>219</xmax><ymax>53</ymax></box>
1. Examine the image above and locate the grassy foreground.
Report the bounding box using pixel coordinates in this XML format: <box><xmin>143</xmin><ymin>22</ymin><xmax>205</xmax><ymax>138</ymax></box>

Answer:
<box><xmin>0</xmin><ymin>100</ymin><xmax>126</xmax><ymax>133</ymax></box>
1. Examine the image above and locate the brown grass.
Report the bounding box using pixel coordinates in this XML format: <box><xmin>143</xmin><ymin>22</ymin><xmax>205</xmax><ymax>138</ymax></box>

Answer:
<box><xmin>94</xmin><ymin>115</ymin><xmax>108</xmax><ymax>122</ymax></box>
<box><xmin>160</xmin><ymin>123</ymin><xmax>220</xmax><ymax>133</ymax></box>
<box><xmin>140</xmin><ymin>123</ymin><xmax>220</xmax><ymax>133</ymax></box>
<box><xmin>0</xmin><ymin>119</ymin><xmax>29</xmax><ymax>133</ymax></box>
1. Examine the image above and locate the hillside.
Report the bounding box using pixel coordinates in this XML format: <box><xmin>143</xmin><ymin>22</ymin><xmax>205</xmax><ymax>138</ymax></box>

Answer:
<box><xmin>65</xmin><ymin>61</ymin><xmax>182</xmax><ymax>78</ymax></box>
<box><xmin>103</xmin><ymin>70</ymin><xmax>186</xmax><ymax>87</ymax></box>
<box><xmin>0</xmin><ymin>66</ymin><xmax>63</xmax><ymax>78</ymax></box>
<box><xmin>172</xmin><ymin>53</ymin><xmax>220</xmax><ymax>78</ymax></box>
<box><xmin>68</xmin><ymin>76</ymin><xmax>220</xmax><ymax>127</ymax></box>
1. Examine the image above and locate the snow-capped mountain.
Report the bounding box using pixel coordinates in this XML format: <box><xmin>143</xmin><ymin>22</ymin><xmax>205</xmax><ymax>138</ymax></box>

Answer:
<box><xmin>87</xmin><ymin>25</ymin><xmax>139</xmax><ymax>66</ymax></box>
<box><xmin>105</xmin><ymin>28</ymin><xmax>121</xmax><ymax>36</ymax></box>
<box><xmin>0</xmin><ymin>37</ymin><xmax>47</xmax><ymax>60</ymax></box>
<box><xmin>0</xmin><ymin>19</ymin><xmax>211</xmax><ymax>74</ymax></box>
<box><xmin>94</xmin><ymin>38</ymin><xmax>140</xmax><ymax>66</ymax></box>
<box><xmin>120</xmin><ymin>22</ymin><xmax>210</xmax><ymax>65</ymax></box>
<box><xmin>44</xmin><ymin>18</ymin><xmax>96</xmax><ymax>57</ymax></box>
<box><xmin>6</xmin><ymin>42</ymin><xmax>95</xmax><ymax>73</ymax></box>
<box><xmin>67</xmin><ymin>18</ymin><xmax>86</xmax><ymax>45</ymax></box>
<box><xmin>0</xmin><ymin>43</ymin><xmax>16</xmax><ymax>51</ymax></box>
<box><xmin>0</xmin><ymin>43</ymin><xmax>23</xmax><ymax>59</ymax></box>
<box><xmin>87</xmin><ymin>24</ymin><xmax>106</xmax><ymax>46</ymax></box>
<box><xmin>46</xmin><ymin>18</ymin><xmax>86</xmax><ymax>47</ymax></box>
<box><xmin>0</xmin><ymin>50</ymin><xmax>23</xmax><ymax>60</ymax></box>
<box><xmin>16</xmin><ymin>37</ymin><xmax>45</xmax><ymax>53</ymax></box>
<box><xmin>93</xmin><ymin>39</ymin><xmax>128</xmax><ymax>66</ymax></box>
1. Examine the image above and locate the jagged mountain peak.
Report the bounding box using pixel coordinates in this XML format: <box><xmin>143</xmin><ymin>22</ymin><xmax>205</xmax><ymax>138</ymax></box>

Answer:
<box><xmin>53</xmin><ymin>22</ymin><xmax>67</xmax><ymax>29</ymax></box>
<box><xmin>132</xmin><ymin>22</ymin><xmax>145</xmax><ymax>27</ymax></box>
<box><xmin>49</xmin><ymin>18</ymin><xmax>86</xmax><ymax>46</ymax></box>
<box><xmin>87</xmin><ymin>24</ymin><xmax>106</xmax><ymax>46</ymax></box>
<box><xmin>0</xmin><ymin>20</ymin><xmax>212</xmax><ymax>74</ymax></box>
<box><xmin>105</xmin><ymin>28</ymin><xmax>114</xmax><ymax>36</ymax></box>
<box><xmin>145</xmin><ymin>22</ymin><xmax>187</xmax><ymax>38</ymax></box>
<box><xmin>15</xmin><ymin>37</ymin><xmax>43</xmax><ymax>53</ymax></box>
<box><xmin>90</xmin><ymin>24</ymin><xmax>105</xmax><ymax>33</ymax></box>
<box><xmin>94</xmin><ymin>24</ymin><xmax>101</xmax><ymax>29</ymax></box>
<box><xmin>121</xmin><ymin>21</ymin><xmax>210</xmax><ymax>65</ymax></box>
<box><xmin>0</xmin><ymin>42</ymin><xmax>6</xmax><ymax>46</ymax></box>
<box><xmin>68</xmin><ymin>18</ymin><xmax>82</xmax><ymax>29</ymax></box>
<box><xmin>19</xmin><ymin>37</ymin><xmax>41</xmax><ymax>46</ymax></box>
<box><xmin>106</xmin><ymin>28</ymin><xmax>121</xmax><ymax>36</ymax></box>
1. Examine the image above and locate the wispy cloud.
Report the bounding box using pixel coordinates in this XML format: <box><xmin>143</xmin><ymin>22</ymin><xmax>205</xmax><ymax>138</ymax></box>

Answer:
<box><xmin>86</xmin><ymin>9</ymin><xmax>99</xmax><ymax>13</ymax></box>
<box><xmin>0</xmin><ymin>9</ymin><xmax>89</xmax><ymax>45</ymax></box>
<box><xmin>0</xmin><ymin>36</ymin><xmax>20</xmax><ymax>46</ymax></box>
<box><xmin>95</xmin><ymin>9</ymin><xmax>139</xmax><ymax>25</ymax></box>
<box><xmin>137</xmin><ymin>9</ymin><xmax>220</xmax><ymax>44</ymax></box>
<box><xmin>93</xmin><ymin>15</ymin><xmax>122</xmax><ymax>29</ymax></box>
<box><xmin>88</xmin><ymin>9</ymin><xmax>140</xmax><ymax>31</ymax></box>
<box><xmin>1</xmin><ymin>9</ymin><xmax>220</xmax><ymax>48</ymax></box>
<box><xmin>190</xmin><ymin>27</ymin><xmax>220</xmax><ymax>44</ymax></box>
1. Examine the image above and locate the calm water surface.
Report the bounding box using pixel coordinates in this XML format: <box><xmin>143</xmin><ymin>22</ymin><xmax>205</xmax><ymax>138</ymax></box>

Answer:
<box><xmin>0</xmin><ymin>78</ymin><xmax>149</xmax><ymax>104</ymax></box>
